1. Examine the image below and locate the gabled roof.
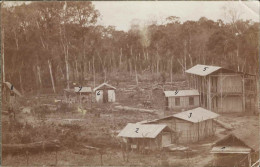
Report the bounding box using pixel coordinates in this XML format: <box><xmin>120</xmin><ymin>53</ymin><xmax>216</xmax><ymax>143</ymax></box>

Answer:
<box><xmin>74</xmin><ymin>87</ymin><xmax>92</xmax><ymax>93</ymax></box>
<box><xmin>186</xmin><ymin>64</ymin><xmax>222</xmax><ymax>76</ymax></box>
<box><xmin>211</xmin><ymin>146</ymin><xmax>251</xmax><ymax>154</ymax></box>
<box><xmin>213</xmin><ymin>124</ymin><xmax>259</xmax><ymax>152</ymax></box>
<box><xmin>3</xmin><ymin>82</ymin><xmax>22</xmax><ymax>97</ymax></box>
<box><xmin>164</xmin><ymin>89</ymin><xmax>199</xmax><ymax>97</ymax></box>
<box><xmin>93</xmin><ymin>83</ymin><xmax>116</xmax><ymax>92</ymax></box>
<box><xmin>172</xmin><ymin>107</ymin><xmax>219</xmax><ymax>123</ymax></box>
<box><xmin>64</xmin><ymin>89</ymin><xmax>76</xmax><ymax>94</ymax></box>
<box><xmin>141</xmin><ymin>107</ymin><xmax>219</xmax><ymax>124</ymax></box>
<box><xmin>232</xmin><ymin>125</ymin><xmax>259</xmax><ymax>152</ymax></box>
<box><xmin>117</xmin><ymin>123</ymin><xmax>171</xmax><ymax>138</ymax></box>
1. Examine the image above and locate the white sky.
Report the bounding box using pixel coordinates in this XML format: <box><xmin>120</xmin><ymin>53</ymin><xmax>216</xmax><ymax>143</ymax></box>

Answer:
<box><xmin>93</xmin><ymin>1</ymin><xmax>259</xmax><ymax>31</ymax></box>
<box><xmin>4</xmin><ymin>1</ymin><xmax>259</xmax><ymax>32</ymax></box>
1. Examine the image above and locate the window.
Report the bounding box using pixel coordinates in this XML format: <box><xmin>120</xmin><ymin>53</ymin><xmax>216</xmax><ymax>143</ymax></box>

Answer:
<box><xmin>189</xmin><ymin>97</ymin><xmax>194</xmax><ymax>106</ymax></box>
<box><xmin>175</xmin><ymin>97</ymin><xmax>180</xmax><ymax>106</ymax></box>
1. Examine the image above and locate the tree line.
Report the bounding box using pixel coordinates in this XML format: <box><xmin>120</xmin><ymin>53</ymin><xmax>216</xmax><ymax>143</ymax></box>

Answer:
<box><xmin>2</xmin><ymin>2</ymin><xmax>259</xmax><ymax>94</ymax></box>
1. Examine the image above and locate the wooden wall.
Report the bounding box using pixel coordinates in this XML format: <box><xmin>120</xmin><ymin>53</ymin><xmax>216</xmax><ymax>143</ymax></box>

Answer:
<box><xmin>215</xmin><ymin>96</ymin><xmax>243</xmax><ymax>112</ymax></box>
<box><xmin>217</xmin><ymin>75</ymin><xmax>242</xmax><ymax>93</ymax></box>
<box><xmin>148</xmin><ymin>118</ymin><xmax>215</xmax><ymax>144</ymax></box>
<box><xmin>167</xmin><ymin>96</ymin><xmax>199</xmax><ymax>110</ymax></box>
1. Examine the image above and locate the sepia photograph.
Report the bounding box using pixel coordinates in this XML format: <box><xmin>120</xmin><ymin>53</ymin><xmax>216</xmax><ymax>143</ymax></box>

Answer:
<box><xmin>1</xmin><ymin>1</ymin><xmax>259</xmax><ymax>166</ymax></box>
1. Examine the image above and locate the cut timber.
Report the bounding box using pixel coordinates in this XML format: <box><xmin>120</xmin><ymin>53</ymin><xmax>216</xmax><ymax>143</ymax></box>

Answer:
<box><xmin>2</xmin><ymin>140</ymin><xmax>61</xmax><ymax>155</ymax></box>
<box><xmin>114</xmin><ymin>105</ymin><xmax>155</xmax><ymax>113</ymax></box>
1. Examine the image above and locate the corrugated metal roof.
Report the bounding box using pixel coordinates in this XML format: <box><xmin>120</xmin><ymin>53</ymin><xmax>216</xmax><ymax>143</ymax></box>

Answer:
<box><xmin>210</xmin><ymin>146</ymin><xmax>251</xmax><ymax>154</ymax></box>
<box><xmin>185</xmin><ymin>64</ymin><xmax>222</xmax><ymax>76</ymax></box>
<box><xmin>74</xmin><ymin>87</ymin><xmax>92</xmax><ymax>93</ymax></box>
<box><xmin>3</xmin><ymin>82</ymin><xmax>22</xmax><ymax>97</ymax></box>
<box><xmin>117</xmin><ymin>123</ymin><xmax>170</xmax><ymax>138</ymax></box>
<box><xmin>93</xmin><ymin>83</ymin><xmax>116</xmax><ymax>92</ymax></box>
<box><xmin>164</xmin><ymin>89</ymin><xmax>199</xmax><ymax>97</ymax></box>
<box><xmin>172</xmin><ymin>107</ymin><xmax>219</xmax><ymax>123</ymax></box>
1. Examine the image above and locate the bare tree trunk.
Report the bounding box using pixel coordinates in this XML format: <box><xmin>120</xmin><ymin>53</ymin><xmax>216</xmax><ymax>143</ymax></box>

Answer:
<box><xmin>75</xmin><ymin>59</ymin><xmax>79</xmax><ymax>82</ymax></box>
<box><xmin>120</xmin><ymin>48</ymin><xmax>122</xmax><ymax>67</ymax></box>
<box><xmin>37</xmin><ymin>65</ymin><xmax>42</xmax><ymax>90</ymax></box>
<box><xmin>89</xmin><ymin>61</ymin><xmax>91</xmax><ymax>73</ymax></box>
<box><xmin>188</xmin><ymin>54</ymin><xmax>193</xmax><ymax>67</ymax></box>
<box><xmin>157</xmin><ymin>58</ymin><xmax>159</xmax><ymax>75</ymax></box>
<box><xmin>135</xmin><ymin>64</ymin><xmax>138</xmax><ymax>85</ymax></box>
<box><xmin>2</xmin><ymin>28</ymin><xmax>5</xmax><ymax>82</ymax></box>
<box><xmin>237</xmin><ymin>44</ymin><xmax>239</xmax><ymax>72</ymax></box>
<box><xmin>93</xmin><ymin>57</ymin><xmax>95</xmax><ymax>87</ymax></box>
<box><xmin>65</xmin><ymin>47</ymin><xmax>70</xmax><ymax>89</ymax></box>
<box><xmin>48</xmin><ymin>60</ymin><xmax>56</xmax><ymax>93</ymax></box>
<box><xmin>19</xmin><ymin>71</ymin><xmax>24</xmax><ymax>94</ymax></box>
<box><xmin>171</xmin><ymin>56</ymin><xmax>173</xmax><ymax>83</ymax></box>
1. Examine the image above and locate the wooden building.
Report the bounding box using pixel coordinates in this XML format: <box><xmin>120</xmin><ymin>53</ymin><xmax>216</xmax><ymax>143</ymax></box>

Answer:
<box><xmin>186</xmin><ymin>64</ymin><xmax>257</xmax><ymax>113</ymax></box>
<box><xmin>64</xmin><ymin>87</ymin><xmax>92</xmax><ymax>107</ymax></box>
<box><xmin>143</xmin><ymin>107</ymin><xmax>219</xmax><ymax>143</ymax></box>
<box><xmin>74</xmin><ymin>87</ymin><xmax>92</xmax><ymax>105</ymax></box>
<box><xmin>164</xmin><ymin>89</ymin><xmax>200</xmax><ymax>111</ymax></box>
<box><xmin>211</xmin><ymin>125</ymin><xmax>259</xmax><ymax>167</ymax></box>
<box><xmin>117</xmin><ymin>123</ymin><xmax>174</xmax><ymax>151</ymax></box>
<box><xmin>94</xmin><ymin>83</ymin><xmax>116</xmax><ymax>103</ymax></box>
<box><xmin>2</xmin><ymin>82</ymin><xmax>22</xmax><ymax>110</ymax></box>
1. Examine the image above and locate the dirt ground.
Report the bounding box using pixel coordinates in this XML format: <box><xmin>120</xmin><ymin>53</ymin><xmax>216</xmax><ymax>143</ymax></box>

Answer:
<box><xmin>2</xmin><ymin>83</ymin><xmax>259</xmax><ymax>166</ymax></box>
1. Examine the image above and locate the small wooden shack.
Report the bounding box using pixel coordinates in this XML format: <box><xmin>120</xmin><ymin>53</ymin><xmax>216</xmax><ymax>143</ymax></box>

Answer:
<box><xmin>74</xmin><ymin>87</ymin><xmax>92</xmax><ymax>104</ymax></box>
<box><xmin>164</xmin><ymin>89</ymin><xmax>200</xmax><ymax>111</ymax></box>
<box><xmin>143</xmin><ymin>107</ymin><xmax>219</xmax><ymax>143</ymax></box>
<box><xmin>2</xmin><ymin>82</ymin><xmax>22</xmax><ymax>110</ymax></box>
<box><xmin>64</xmin><ymin>87</ymin><xmax>92</xmax><ymax>106</ymax></box>
<box><xmin>211</xmin><ymin>125</ymin><xmax>259</xmax><ymax>167</ymax></box>
<box><xmin>186</xmin><ymin>64</ymin><xmax>257</xmax><ymax>113</ymax></box>
<box><xmin>93</xmin><ymin>83</ymin><xmax>116</xmax><ymax>103</ymax></box>
<box><xmin>118</xmin><ymin>123</ymin><xmax>173</xmax><ymax>151</ymax></box>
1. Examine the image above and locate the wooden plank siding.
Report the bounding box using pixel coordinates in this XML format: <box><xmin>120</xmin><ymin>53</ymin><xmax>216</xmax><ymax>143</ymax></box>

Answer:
<box><xmin>148</xmin><ymin>118</ymin><xmax>216</xmax><ymax>143</ymax></box>
<box><xmin>167</xmin><ymin>96</ymin><xmax>200</xmax><ymax>110</ymax></box>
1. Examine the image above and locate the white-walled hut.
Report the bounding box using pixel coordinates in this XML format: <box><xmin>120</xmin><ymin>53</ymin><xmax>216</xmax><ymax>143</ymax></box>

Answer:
<box><xmin>164</xmin><ymin>89</ymin><xmax>200</xmax><ymax>111</ymax></box>
<box><xmin>93</xmin><ymin>83</ymin><xmax>116</xmax><ymax>103</ymax></box>
<box><xmin>118</xmin><ymin>123</ymin><xmax>174</xmax><ymax>151</ymax></box>
<box><xmin>143</xmin><ymin>107</ymin><xmax>219</xmax><ymax>144</ymax></box>
<box><xmin>211</xmin><ymin>125</ymin><xmax>259</xmax><ymax>167</ymax></box>
<box><xmin>186</xmin><ymin>64</ymin><xmax>257</xmax><ymax>113</ymax></box>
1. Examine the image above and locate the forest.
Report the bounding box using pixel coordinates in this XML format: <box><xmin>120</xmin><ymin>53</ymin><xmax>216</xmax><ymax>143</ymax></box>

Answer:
<box><xmin>2</xmin><ymin>1</ymin><xmax>259</xmax><ymax>94</ymax></box>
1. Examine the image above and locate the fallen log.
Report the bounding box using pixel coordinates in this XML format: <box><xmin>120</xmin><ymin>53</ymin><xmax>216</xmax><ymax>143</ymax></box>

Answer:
<box><xmin>2</xmin><ymin>140</ymin><xmax>61</xmax><ymax>155</ymax></box>
<box><xmin>114</xmin><ymin>105</ymin><xmax>155</xmax><ymax>113</ymax></box>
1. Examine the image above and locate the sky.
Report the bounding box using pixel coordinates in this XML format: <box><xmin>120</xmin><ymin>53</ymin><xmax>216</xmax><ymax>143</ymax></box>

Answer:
<box><xmin>92</xmin><ymin>1</ymin><xmax>259</xmax><ymax>31</ymax></box>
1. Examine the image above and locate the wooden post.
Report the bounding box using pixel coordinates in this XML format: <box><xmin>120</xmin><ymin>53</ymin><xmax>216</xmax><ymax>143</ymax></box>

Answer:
<box><xmin>100</xmin><ymin>152</ymin><xmax>103</xmax><ymax>165</ymax></box>
<box><xmin>55</xmin><ymin>148</ymin><xmax>58</xmax><ymax>166</ymax></box>
<box><xmin>197</xmin><ymin>122</ymin><xmax>200</xmax><ymax>141</ymax></box>
<box><xmin>248</xmin><ymin>153</ymin><xmax>251</xmax><ymax>167</ymax></box>
<box><xmin>26</xmin><ymin>151</ymin><xmax>29</xmax><ymax>166</ymax></box>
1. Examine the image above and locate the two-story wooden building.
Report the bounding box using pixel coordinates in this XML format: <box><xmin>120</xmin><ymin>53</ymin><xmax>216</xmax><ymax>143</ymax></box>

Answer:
<box><xmin>186</xmin><ymin>64</ymin><xmax>257</xmax><ymax>113</ymax></box>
